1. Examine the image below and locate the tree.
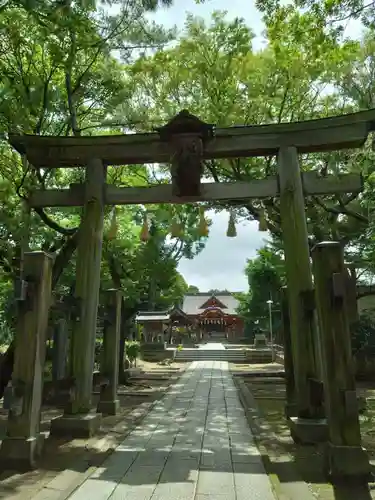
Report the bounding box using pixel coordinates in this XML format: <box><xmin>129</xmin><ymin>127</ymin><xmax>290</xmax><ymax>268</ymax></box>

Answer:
<box><xmin>187</xmin><ymin>285</ymin><xmax>200</xmax><ymax>294</ymax></box>
<box><xmin>0</xmin><ymin>1</ymin><xmax>173</xmax><ymax>295</ymax></box>
<box><xmin>99</xmin><ymin>205</ymin><xmax>208</xmax><ymax>381</ymax></box>
<box><xmin>0</xmin><ymin>0</ymin><xmax>211</xmax><ymax>355</ymax></box>
<box><xmin>256</xmin><ymin>0</ymin><xmax>375</xmax><ymax>33</ymax></box>
<box><xmin>253</xmin><ymin>5</ymin><xmax>375</xmax><ymax>279</ymax></box>
<box><xmin>237</xmin><ymin>246</ymin><xmax>286</xmax><ymax>340</ymax></box>
<box><xmin>124</xmin><ymin>12</ymin><xmax>364</xmax><ymax>236</ymax></box>
<box><xmin>122</xmin><ymin>11</ymin><xmax>375</xmax><ymax>285</ymax></box>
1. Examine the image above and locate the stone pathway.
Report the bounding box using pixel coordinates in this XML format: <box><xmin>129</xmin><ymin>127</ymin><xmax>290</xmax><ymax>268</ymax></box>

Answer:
<box><xmin>66</xmin><ymin>361</ymin><xmax>276</xmax><ymax>500</ymax></box>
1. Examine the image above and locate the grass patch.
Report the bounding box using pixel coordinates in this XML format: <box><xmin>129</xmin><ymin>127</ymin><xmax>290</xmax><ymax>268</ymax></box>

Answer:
<box><xmin>242</xmin><ymin>377</ymin><xmax>375</xmax><ymax>500</ymax></box>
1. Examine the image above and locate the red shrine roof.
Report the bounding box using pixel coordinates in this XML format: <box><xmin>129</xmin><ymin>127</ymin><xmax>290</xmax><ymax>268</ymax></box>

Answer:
<box><xmin>182</xmin><ymin>293</ymin><xmax>240</xmax><ymax>316</ymax></box>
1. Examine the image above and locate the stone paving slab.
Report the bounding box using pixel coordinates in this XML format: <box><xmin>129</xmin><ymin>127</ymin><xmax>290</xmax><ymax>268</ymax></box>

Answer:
<box><xmin>50</xmin><ymin>360</ymin><xmax>276</xmax><ymax>500</ymax></box>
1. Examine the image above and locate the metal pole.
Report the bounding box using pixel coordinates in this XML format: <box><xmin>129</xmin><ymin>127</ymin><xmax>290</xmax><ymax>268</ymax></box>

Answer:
<box><xmin>268</xmin><ymin>300</ymin><xmax>274</xmax><ymax>362</ymax></box>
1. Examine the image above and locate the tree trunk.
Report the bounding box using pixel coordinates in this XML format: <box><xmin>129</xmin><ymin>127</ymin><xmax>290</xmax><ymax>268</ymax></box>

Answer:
<box><xmin>52</xmin><ymin>231</ymin><xmax>79</xmax><ymax>289</ymax></box>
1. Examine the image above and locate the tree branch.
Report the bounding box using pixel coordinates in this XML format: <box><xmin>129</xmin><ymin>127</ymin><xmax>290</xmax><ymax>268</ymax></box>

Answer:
<box><xmin>52</xmin><ymin>231</ymin><xmax>79</xmax><ymax>289</ymax></box>
<box><xmin>33</xmin><ymin>207</ymin><xmax>78</xmax><ymax>236</ymax></box>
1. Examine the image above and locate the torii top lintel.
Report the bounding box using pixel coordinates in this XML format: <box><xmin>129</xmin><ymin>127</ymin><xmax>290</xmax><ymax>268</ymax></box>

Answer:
<box><xmin>8</xmin><ymin>109</ymin><xmax>375</xmax><ymax>168</ymax></box>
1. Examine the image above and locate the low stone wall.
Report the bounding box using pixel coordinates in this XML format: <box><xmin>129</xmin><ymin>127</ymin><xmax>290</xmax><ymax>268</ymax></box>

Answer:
<box><xmin>230</xmin><ymin>337</ymin><xmax>253</xmax><ymax>345</ymax></box>
<box><xmin>140</xmin><ymin>343</ymin><xmax>175</xmax><ymax>362</ymax></box>
<box><xmin>273</xmin><ymin>347</ymin><xmax>375</xmax><ymax>381</ymax></box>
<box><xmin>245</xmin><ymin>348</ymin><xmax>273</xmax><ymax>364</ymax></box>
<box><xmin>275</xmin><ymin>352</ymin><xmax>284</xmax><ymax>364</ymax></box>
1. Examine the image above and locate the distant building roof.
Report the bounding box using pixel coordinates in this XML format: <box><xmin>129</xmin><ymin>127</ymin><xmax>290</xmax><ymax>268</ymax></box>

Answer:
<box><xmin>170</xmin><ymin>306</ymin><xmax>189</xmax><ymax>318</ymax></box>
<box><xmin>136</xmin><ymin>311</ymin><xmax>170</xmax><ymax>322</ymax></box>
<box><xmin>182</xmin><ymin>293</ymin><xmax>240</xmax><ymax>316</ymax></box>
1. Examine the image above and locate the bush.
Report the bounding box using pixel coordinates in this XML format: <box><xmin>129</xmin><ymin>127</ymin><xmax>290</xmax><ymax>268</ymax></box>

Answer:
<box><xmin>126</xmin><ymin>340</ymin><xmax>140</xmax><ymax>366</ymax></box>
<box><xmin>351</xmin><ymin>314</ymin><xmax>375</xmax><ymax>354</ymax></box>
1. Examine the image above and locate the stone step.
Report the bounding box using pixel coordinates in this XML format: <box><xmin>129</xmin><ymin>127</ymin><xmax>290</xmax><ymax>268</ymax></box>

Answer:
<box><xmin>175</xmin><ymin>353</ymin><xmax>247</xmax><ymax>361</ymax></box>
<box><xmin>176</xmin><ymin>357</ymin><xmax>246</xmax><ymax>360</ymax></box>
<box><xmin>175</xmin><ymin>354</ymin><xmax>246</xmax><ymax>357</ymax></box>
<box><xmin>175</xmin><ymin>352</ymin><xmax>245</xmax><ymax>355</ymax></box>
<box><xmin>175</xmin><ymin>354</ymin><xmax>245</xmax><ymax>357</ymax></box>
<box><xmin>175</xmin><ymin>352</ymin><xmax>246</xmax><ymax>356</ymax></box>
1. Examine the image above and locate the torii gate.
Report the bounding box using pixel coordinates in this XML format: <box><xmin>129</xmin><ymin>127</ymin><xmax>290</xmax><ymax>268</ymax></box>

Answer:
<box><xmin>2</xmin><ymin>109</ymin><xmax>374</xmax><ymax>474</ymax></box>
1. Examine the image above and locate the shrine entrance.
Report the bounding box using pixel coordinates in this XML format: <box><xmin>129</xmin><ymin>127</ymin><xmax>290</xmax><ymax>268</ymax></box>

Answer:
<box><xmin>4</xmin><ymin>108</ymin><xmax>375</xmax><ymax>477</ymax></box>
<box><xmin>200</xmin><ymin>319</ymin><xmax>226</xmax><ymax>333</ymax></box>
<box><xmin>197</xmin><ymin>308</ymin><xmax>235</xmax><ymax>341</ymax></box>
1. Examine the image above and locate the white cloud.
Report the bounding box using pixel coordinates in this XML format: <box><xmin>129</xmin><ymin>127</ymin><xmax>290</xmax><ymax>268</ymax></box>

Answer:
<box><xmin>178</xmin><ymin>210</ymin><xmax>267</xmax><ymax>291</ymax></box>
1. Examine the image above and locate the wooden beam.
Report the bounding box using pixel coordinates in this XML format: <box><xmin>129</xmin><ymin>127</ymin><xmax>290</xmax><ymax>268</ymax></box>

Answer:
<box><xmin>28</xmin><ymin>173</ymin><xmax>363</xmax><ymax>208</ymax></box>
<box><xmin>107</xmin><ymin>179</ymin><xmax>279</xmax><ymax>205</ymax></box>
<box><xmin>9</xmin><ymin>109</ymin><xmax>375</xmax><ymax>168</ymax></box>
<box><xmin>30</xmin><ymin>183</ymin><xmax>85</xmax><ymax>207</ymax></box>
<box><xmin>302</xmin><ymin>172</ymin><xmax>363</xmax><ymax>195</ymax></box>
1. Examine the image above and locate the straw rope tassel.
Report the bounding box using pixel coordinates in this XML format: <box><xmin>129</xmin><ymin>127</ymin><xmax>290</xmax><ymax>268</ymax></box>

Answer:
<box><xmin>226</xmin><ymin>211</ymin><xmax>237</xmax><ymax>237</ymax></box>
<box><xmin>107</xmin><ymin>207</ymin><xmax>118</xmax><ymax>240</ymax></box>
<box><xmin>140</xmin><ymin>213</ymin><xmax>150</xmax><ymax>241</ymax></box>
<box><xmin>258</xmin><ymin>208</ymin><xmax>268</xmax><ymax>232</ymax></box>
<box><xmin>198</xmin><ymin>207</ymin><xmax>209</xmax><ymax>237</ymax></box>
<box><xmin>169</xmin><ymin>207</ymin><xmax>184</xmax><ymax>238</ymax></box>
<box><xmin>171</xmin><ymin>219</ymin><xmax>184</xmax><ymax>238</ymax></box>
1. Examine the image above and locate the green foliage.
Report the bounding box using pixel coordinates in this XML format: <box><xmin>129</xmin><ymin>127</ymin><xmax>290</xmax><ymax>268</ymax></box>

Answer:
<box><xmin>0</xmin><ymin>279</ymin><xmax>15</xmax><ymax>343</ymax></box>
<box><xmin>237</xmin><ymin>246</ymin><xmax>286</xmax><ymax>331</ymax></box>
<box><xmin>125</xmin><ymin>340</ymin><xmax>140</xmax><ymax>364</ymax></box>
<box><xmin>351</xmin><ymin>313</ymin><xmax>375</xmax><ymax>352</ymax></box>
<box><xmin>1</xmin><ymin>1</ymin><xmax>375</xmax><ymax>343</ymax></box>
<box><xmin>123</xmin><ymin>9</ymin><xmax>375</xmax><ymax>278</ymax></box>
<box><xmin>257</xmin><ymin>0</ymin><xmax>375</xmax><ymax>32</ymax></box>
<box><xmin>0</xmin><ymin>0</ymin><xmax>210</xmax><ymax>337</ymax></box>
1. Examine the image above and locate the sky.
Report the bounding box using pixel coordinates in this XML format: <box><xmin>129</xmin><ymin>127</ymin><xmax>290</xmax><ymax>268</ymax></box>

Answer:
<box><xmin>149</xmin><ymin>0</ymin><xmax>266</xmax><ymax>50</ymax></box>
<box><xmin>178</xmin><ymin>211</ymin><xmax>267</xmax><ymax>292</ymax></box>
<box><xmin>146</xmin><ymin>1</ymin><xmax>363</xmax><ymax>293</ymax></box>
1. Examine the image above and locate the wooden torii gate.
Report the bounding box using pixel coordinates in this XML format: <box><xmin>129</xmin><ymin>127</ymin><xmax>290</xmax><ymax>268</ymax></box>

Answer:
<box><xmin>2</xmin><ymin>109</ymin><xmax>374</xmax><ymax>470</ymax></box>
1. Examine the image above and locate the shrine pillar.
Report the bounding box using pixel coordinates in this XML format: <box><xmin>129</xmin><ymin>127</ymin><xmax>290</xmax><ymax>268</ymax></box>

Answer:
<box><xmin>97</xmin><ymin>289</ymin><xmax>122</xmax><ymax>415</ymax></box>
<box><xmin>0</xmin><ymin>252</ymin><xmax>53</xmax><ymax>470</ymax></box>
<box><xmin>278</xmin><ymin>146</ymin><xmax>326</xmax><ymax>443</ymax></box>
<box><xmin>52</xmin><ymin>317</ymin><xmax>69</xmax><ymax>382</ymax></box>
<box><xmin>312</xmin><ymin>242</ymin><xmax>370</xmax><ymax>479</ymax></box>
<box><xmin>51</xmin><ymin>158</ymin><xmax>105</xmax><ymax>438</ymax></box>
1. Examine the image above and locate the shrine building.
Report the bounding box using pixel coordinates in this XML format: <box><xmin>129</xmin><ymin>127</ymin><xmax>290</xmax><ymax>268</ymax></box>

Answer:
<box><xmin>181</xmin><ymin>292</ymin><xmax>243</xmax><ymax>341</ymax></box>
<box><xmin>135</xmin><ymin>292</ymin><xmax>244</xmax><ymax>343</ymax></box>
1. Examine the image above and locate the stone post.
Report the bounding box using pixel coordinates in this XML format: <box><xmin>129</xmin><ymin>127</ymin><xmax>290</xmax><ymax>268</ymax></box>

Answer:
<box><xmin>312</xmin><ymin>241</ymin><xmax>370</xmax><ymax>479</ymax></box>
<box><xmin>0</xmin><ymin>252</ymin><xmax>53</xmax><ymax>470</ymax></box>
<box><xmin>97</xmin><ymin>289</ymin><xmax>122</xmax><ymax>415</ymax></box>
<box><xmin>51</xmin><ymin>159</ymin><xmax>105</xmax><ymax>438</ymax></box>
<box><xmin>278</xmin><ymin>146</ymin><xmax>326</xmax><ymax>443</ymax></box>
<box><xmin>345</xmin><ymin>264</ymin><xmax>359</xmax><ymax>327</ymax></box>
<box><xmin>281</xmin><ymin>287</ymin><xmax>296</xmax><ymax>418</ymax></box>
<box><xmin>52</xmin><ymin>317</ymin><xmax>68</xmax><ymax>382</ymax></box>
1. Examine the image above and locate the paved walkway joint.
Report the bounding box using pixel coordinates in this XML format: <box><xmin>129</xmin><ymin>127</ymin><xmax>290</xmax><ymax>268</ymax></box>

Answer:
<box><xmin>66</xmin><ymin>360</ymin><xmax>276</xmax><ymax>500</ymax></box>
